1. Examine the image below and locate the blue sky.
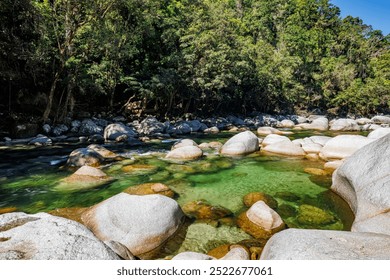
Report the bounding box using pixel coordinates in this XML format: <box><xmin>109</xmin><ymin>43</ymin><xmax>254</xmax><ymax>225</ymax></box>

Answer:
<box><xmin>331</xmin><ymin>0</ymin><xmax>390</xmax><ymax>35</ymax></box>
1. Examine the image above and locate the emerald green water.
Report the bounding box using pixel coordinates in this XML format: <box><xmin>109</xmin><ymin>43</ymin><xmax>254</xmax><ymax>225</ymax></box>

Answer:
<box><xmin>0</xmin><ymin>132</ymin><xmax>355</xmax><ymax>254</ymax></box>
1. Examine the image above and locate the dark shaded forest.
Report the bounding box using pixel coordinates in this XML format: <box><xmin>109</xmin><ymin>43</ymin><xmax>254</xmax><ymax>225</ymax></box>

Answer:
<box><xmin>1</xmin><ymin>0</ymin><xmax>389</xmax><ymax>124</ymax></box>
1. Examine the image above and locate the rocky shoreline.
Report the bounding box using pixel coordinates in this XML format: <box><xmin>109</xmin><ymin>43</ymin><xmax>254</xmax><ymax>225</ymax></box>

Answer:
<box><xmin>0</xmin><ymin>114</ymin><xmax>389</xmax><ymax>260</ymax></box>
<box><xmin>2</xmin><ymin>114</ymin><xmax>390</xmax><ymax>147</ymax></box>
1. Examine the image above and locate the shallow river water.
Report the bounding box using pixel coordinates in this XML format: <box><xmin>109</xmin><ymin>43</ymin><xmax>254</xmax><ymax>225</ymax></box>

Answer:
<box><xmin>0</xmin><ymin>131</ymin><xmax>355</xmax><ymax>256</ymax></box>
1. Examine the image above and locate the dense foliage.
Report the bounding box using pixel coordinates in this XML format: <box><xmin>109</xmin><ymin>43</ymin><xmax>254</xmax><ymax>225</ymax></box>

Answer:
<box><xmin>1</xmin><ymin>0</ymin><xmax>389</xmax><ymax>121</ymax></box>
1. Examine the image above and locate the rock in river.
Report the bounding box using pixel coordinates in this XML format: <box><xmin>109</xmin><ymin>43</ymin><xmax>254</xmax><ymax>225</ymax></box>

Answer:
<box><xmin>81</xmin><ymin>193</ymin><xmax>185</xmax><ymax>257</ymax></box>
<box><xmin>221</xmin><ymin>131</ymin><xmax>259</xmax><ymax>156</ymax></box>
<box><xmin>0</xmin><ymin>212</ymin><xmax>120</xmax><ymax>260</ymax></box>
<box><xmin>237</xmin><ymin>201</ymin><xmax>285</xmax><ymax>239</ymax></box>
<box><xmin>260</xmin><ymin>229</ymin><xmax>390</xmax><ymax>260</ymax></box>
<box><xmin>166</xmin><ymin>146</ymin><xmax>203</xmax><ymax>160</ymax></box>
<box><xmin>331</xmin><ymin>134</ymin><xmax>390</xmax><ymax>235</ymax></box>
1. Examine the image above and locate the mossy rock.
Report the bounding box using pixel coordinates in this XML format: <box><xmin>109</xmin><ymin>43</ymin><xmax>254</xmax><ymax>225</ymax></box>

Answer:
<box><xmin>122</xmin><ymin>164</ymin><xmax>158</xmax><ymax>174</ymax></box>
<box><xmin>182</xmin><ymin>200</ymin><xmax>232</xmax><ymax>220</ymax></box>
<box><xmin>297</xmin><ymin>204</ymin><xmax>336</xmax><ymax>226</ymax></box>
<box><xmin>123</xmin><ymin>183</ymin><xmax>175</xmax><ymax>198</ymax></box>
<box><xmin>166</xmin><ymin>164</ymin><xmax>197</xmax><ymax>174</ymax></box>
<box><xmin>277</xmin><ymin>204</ymin><xmax>298</xmax><ymax>218</ymax></box>
<box><xmin>194</xmin><ymin>161</ymin><xmax>219</xmax><ymax>173</ymax></box>
<box><xmin>243</xmin><ymin>192</ymin><xmax>278</xmax><ymax>209</ymax></box>
<box><xmin>214</xmin><ymin>158</ymin><xmax>234</xmax><ymax>169</ymax></box>
<box><xmin>275</xmin><ymin>191</ymin><xmax>301</xmax><ymax>202</ymax></box>
<box><xmin>237</xmin><ymin>211</ymin><xmax>285</xmax><ymax>240</ymax></box>
<box><xmin>304</xmin><ymin>167</ymin><xmax>328</xmax><ymax>176</ymax></box>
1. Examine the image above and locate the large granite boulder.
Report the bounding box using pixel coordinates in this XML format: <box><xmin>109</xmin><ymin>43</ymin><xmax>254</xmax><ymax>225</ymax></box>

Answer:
<box><xmin>371</xmin><ymin>115</ymin><xmax>390</xmax><ymax>124</ymax></box>
<box><xmin>136</xmin><ymin>117</ymin><xmax>165</xmax><ymax>135</ymax></box>
<box><xmin>260</xmin><ymin>229</ymin><xmax>390</xmax><ymax>260</ymax></box>
<box><xmin>329</xmin><ymin>119</ymin><xmax>360</xmax><ymax>131</ymax></box>
<box><xmin>104</xmin><ymin>123</ymin><xmax>137</xmax><ymax>141</ymax></box>
<box><xmin>221</xmin><ymin>131</ymin><xmax>259</xmax><ymax>156</ymax></box>
<box><xmin>319</xmin><ymin>135</ymin><xmax>374</xmax><ymax>161</ymax></box>
<box><xmin>331</xmin><ymin>134</ymin><xmax>390</xmax><ymax>235</ymax></box>
<box><xmin>296</xmin><ymin>117</ymin><xmax>329</xmax><ymax>131</ymax></box>
<box><xmin>263</xmin><ymin>140</ymin><xmax>306</xmax><ymax>156</ymax></box>
<box><xmin>81</xmin><ymin>193</ymin><xmax>185</xmax><ymax>257</ymax></box>
<box><xmin>261</xmin><ymin>134</ymin><xmax>290</xmax><ymax>146</ymax></box>
<box><xmin>0</xmin><ymin>212</ymin><xmax>120</xmax><ymax>260</ymax></box>
<box><xmin>79</xmin><ymin>119</ymin><xmax>103</xmax><ymax>135</ymax></box>
<box><xmin>367</xmin><ymin>127</ymin><xmax>390</xmax><ymax>139</ymax></box>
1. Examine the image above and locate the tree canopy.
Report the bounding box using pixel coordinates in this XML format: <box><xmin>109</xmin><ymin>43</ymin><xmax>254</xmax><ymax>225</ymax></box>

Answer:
<box><xmin>0</xmin><ymin>0</ymin><xmax>389</xmax><ymax>121</ymax></box>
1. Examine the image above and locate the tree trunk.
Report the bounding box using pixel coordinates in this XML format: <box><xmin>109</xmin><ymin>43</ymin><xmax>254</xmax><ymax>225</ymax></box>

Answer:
<box><xmin>43</xmin><ymin>72</ymin><xmax>60</xmax><ymax>122</ymax></box>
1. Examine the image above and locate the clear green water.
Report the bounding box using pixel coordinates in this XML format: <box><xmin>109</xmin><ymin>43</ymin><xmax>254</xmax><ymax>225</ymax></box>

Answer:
<box><xmin>0</xmin><ymin>131</ymin><xmax>355</xmax><ymax>254</ymax></box>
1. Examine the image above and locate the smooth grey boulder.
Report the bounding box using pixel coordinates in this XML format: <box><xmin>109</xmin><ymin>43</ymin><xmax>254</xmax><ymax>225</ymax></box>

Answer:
<box><xmin>263</xmin><ymin>140</ymin><xmax>306</xmax><ymax>156</ymax></box>
<box><xmin>166</xmin><ymin>145</ymin><xmax>203</xmax><ymax>160</ymax></box>
<box><xmin>296</xmin><ymin>117</ymin><xmax>329</xmax><ymax>131</ymax></box>
<box><xmin>371</xmin><ymin>115</ymin><xmax>390</xmax><ymax>124</ymax></box>
<box><xmin>319</xmin><ymin>135</ymin><xmax>374</xmax><ymax>160</ymax></box>
<box><xmin>137</xmin><ymin>117</ymin><xmax>165</xmax><ymax>135</ymax></box>
<box><xmin>261</xmin><ymin>134</ymin><xmax>290</xmax><ymax>146</ymax></box>
<box><xmin>260</xmin><ymin>229</ymin><xmax>390</xmax><ymax>260</ymax></box>
<box><xmin>0</xmin><ymin>212</ymin><xmax>120</xmax><ymax>260</ymax></box>
<box><xmin>278</xmin><ymin>119</ymin><xmax>295</xmax><ymax>128</ymax></box>
<box><xmin>81</xmin><ymin>193</ymin><xmax>185</xmax><ymax>256</ymax></box>
<box><xmin>28</xmin><ymin>135</ymin><xmax>52</xmax><ymax>146</ymax></box>
<box><xmin>329</xmin><ymin>118</ymin><xmax>360</xmax><ymax>131</ymax></box>
<box><xmin>104</xmin><ymin>123</ymin><xmax>137</xmax><ymax>141</ymax></box>
<box><xmin>367</xmin><ymin>127</ymin><xmax>390</xmax><ymax>139</ymax></box>
<box><xmin>221</xmin><ymin>131</ymin><xmax>259</xmax><ymax>156</ymax></box>
<box><xmin>66</xmin><ymin>147</ymin><xmax>104</xmax><ymax>167</ymax></box>
<box><xmin>171</xmin><ymin>139</ymin><xmax>198</xmax><ymax>150</ymax></box>
<box><xmin>79</xmin><ymin>119</ymin><xmax>103</xmax><ymax>135</ymax></box>
<box><xmin>331</xmin><ymin>134</ymin><xmax>390</xmax><ymax>235</ymax></box>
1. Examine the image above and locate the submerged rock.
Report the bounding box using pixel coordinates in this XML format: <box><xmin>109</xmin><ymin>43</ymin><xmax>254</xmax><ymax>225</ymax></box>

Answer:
<box><xmin>243</xmin><ymin>192</ymin><xmax>278</xmax><ymax>209</ymax></box>
<box><xmin>122</xmin><ymin>164</ymin><xmax>158</xmax><ymax>174</ymax></box>
<box><xmin>0</xmin><ymin>212</ymin><xmax>120</xmax><ymax>260</ymax></box>
<box><xmin>81</xmin><ymin>193</ymin><xmax>185</xmax><ymax>257</ymax></box>
<box><xmin>221</xmin><ymin>131</ymin><xmax>259</xmax><ymax>156</ymax></box>
<box><xmin>260</xmin><ymin>229</ymin><xmax>390</xmax><ymax>260</ymax></box>
<box><xmin>297</xmin><ymin>204</ymin><xmax>336</xmax><ymax>226</ymax></box>
<box><xmin>123</xmin><ymin>183</ymin><xmax>175</xmax><ymax>198</ymax></box>
<box><xmin>182</xmin><ymin>200</ymin><xmax>232</xmax><ymax>220</ymax></box>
